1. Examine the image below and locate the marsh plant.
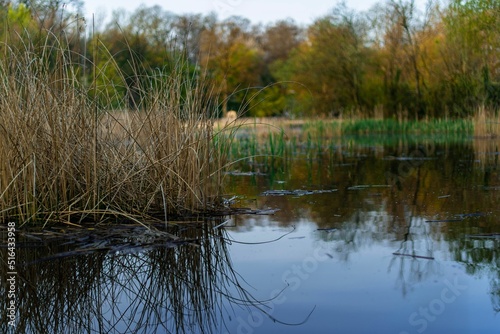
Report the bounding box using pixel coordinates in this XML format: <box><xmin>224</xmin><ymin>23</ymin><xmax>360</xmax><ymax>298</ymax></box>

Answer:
<box><xmin>473</xmin><ymin>105</ymin><xmax>499</xmax><ymax>138</ymax></box>
<box><xmin>217</xmin><ymin>116</ymin><xmax>476</xmax><ymax>163</ymax></box>
<box><xmin>0</xmin><ymin>221</ymin><xmax>257</xmax><ymax>333</ymax></box>
<box><xmin>0</xmin><ymin>35</ymin><xmax>226</xmax><ymax>226</ymax></box>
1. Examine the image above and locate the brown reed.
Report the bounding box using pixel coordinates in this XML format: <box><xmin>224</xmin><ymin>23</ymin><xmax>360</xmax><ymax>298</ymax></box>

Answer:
<box><xmin>473</xmin><ymin>105</ymin><xmax>499</xmax><ymax>138</ymax></box>
<box><xmin>0</xmin><ymin>35</ymin><xmax>225</xmax><ymax>226</ymax></box>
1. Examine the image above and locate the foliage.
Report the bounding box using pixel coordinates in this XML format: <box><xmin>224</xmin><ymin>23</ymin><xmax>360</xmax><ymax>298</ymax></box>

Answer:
<box><xmin>272</xmin><ymin>4</ymin><xmax>370</xmax><ymax>116</ymax></box>
<box><xmin>439</xmin><ymin>0</ymin><xmax>500</xmax><ymax>114</ymax></box>
<box><xmin>1</xmin><ymin>0</ymin><xmax>497</xmax><ymax>118</ymax></box>
<box><xmin>199</xmin><ymin>17</ymin><xmax>263</xmax><ymax>116</ymax></box>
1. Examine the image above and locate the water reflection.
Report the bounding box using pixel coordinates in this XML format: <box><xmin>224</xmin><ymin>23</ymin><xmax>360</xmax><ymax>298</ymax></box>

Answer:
<box><xmin>1</xmin><ymin>138</ymin><xmax>499</xmax><ymax>333</ymax></box>
<box><xmin>0</xmin><ymin>222</ymin><xmax>264</xmax><ymax>334</ymax></box>
<box><xmin>223</xmin><ymin>138</ymin><xmax>500</xmax><ymax>332</ymax></box>
<box><xmin>226</xmin><ymin>139</ymin><xmax>499</xmax><ymax>230</ymax></box>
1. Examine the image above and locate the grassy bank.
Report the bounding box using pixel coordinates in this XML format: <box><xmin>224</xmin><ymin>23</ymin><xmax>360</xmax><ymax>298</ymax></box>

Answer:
<box><xmin>217</xmin><ymin>116</ymin><xmax>475</xmax><ymax>137</ymax></box>
<box><xmin>0</xmin><ymin>40</ymin><xmax>225</xmax><ymax>226</ymax></box>
<box><xmin>215</xmin><ymin>116</ymin><xmax>480</xmax><ymax>159</ymax></box>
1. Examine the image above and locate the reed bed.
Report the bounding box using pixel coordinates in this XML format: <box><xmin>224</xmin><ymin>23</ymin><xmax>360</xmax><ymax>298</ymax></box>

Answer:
<box><xmin>0</xmin><ymin>38</ymin><xmax>225</xmax><ymax>226</ymax></box>
<box><xmin>473</xmin><ymin>105</ymin><xmax>499</xmax><ymax>138</ymax></box>
<box><xmin>335</xmin><ymin>118</ymin><xmax>472</xmax><ymax>136</ymax></box>
<box><xmin>217</xmin><ymin>116</ymin><xmax>475</xmax><ymax>160</ymax></box>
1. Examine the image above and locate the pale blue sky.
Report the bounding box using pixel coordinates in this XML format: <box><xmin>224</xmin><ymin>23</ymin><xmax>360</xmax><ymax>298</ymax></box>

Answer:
<box><xmin>83</xmin><ymin>0</ymin><xmax>429</xmax><ymax>26</ymax></box>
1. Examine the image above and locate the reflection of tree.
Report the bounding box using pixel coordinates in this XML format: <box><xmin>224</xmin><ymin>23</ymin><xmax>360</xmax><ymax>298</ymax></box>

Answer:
<box><xmin>387</xmin><ymin>161</ymin><xmax>438</xmax><ymax>296</ymax></box>
<box><xmin>224</xmin><ymin>139</ymin><xmax>500</xmax><ymax>313</ymax></box>
<box><xmin>389</xmin><ymin>215</ymin><xmax>438</xmax><ymax>297</ymax></box>
<box><xmin>450</xmin><ymin>236</ymin><xmax>500</xmax><ymax>313</ymax></box>
<box><xmin>490</xmin><ymin>279</ymin><xmax>500</xmax><ymax>313</ymax></box>
<box><xmin>0</xmin><ymin>222</ymin><xmax>270</xmax><ymax>333</ymax></box>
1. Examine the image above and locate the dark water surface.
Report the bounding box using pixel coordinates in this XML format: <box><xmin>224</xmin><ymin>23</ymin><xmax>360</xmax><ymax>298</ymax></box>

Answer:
<box><xmin>2</xmin><ymin>137</ymin><xmax>500</xmax><ymax>333</ymax></box>
<box><xmin>221</xmin><ymin>138</ymin><xmax>500</xmax><ymax>334</ymax></box>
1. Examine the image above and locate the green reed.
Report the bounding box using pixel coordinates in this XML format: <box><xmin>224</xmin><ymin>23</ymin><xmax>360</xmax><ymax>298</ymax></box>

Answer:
<box><xmin>222</xmin><ymin>117</ymin><xmax>475</xmax><ymax>166</ymax></box>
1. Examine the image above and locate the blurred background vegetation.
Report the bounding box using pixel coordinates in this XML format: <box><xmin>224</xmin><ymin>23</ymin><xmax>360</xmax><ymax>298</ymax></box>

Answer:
<box><xmin>1</xmin><ymin>0</ymin><xmax>498</xmax><ymax>118</ymax></box>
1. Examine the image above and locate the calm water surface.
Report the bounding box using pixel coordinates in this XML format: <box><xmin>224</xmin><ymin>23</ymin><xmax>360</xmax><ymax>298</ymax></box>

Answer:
<box><xmin>220</xmin><ymin>138</ymin><xmax>500</xmax><ymax>334</ymax></box>
<box><xmin>1</xmin><ymin>137</ymin><xmax>499</xmax><ymax>333</ymax></box>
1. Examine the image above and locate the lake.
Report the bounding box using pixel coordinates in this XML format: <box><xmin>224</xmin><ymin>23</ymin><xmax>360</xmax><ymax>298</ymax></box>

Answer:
<box><xmin>2</xmin><ymin>135</ymin><xmax>500</xmax><ymax>333</ymax></box>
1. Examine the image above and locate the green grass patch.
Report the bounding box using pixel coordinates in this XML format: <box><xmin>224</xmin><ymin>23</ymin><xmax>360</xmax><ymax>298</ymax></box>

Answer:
<box><xmin>220</xmin><ymin>117</ymin><xmax>474</xmax><ymax>164</ymax></box>
<box><xmin>340</xmin><ymin>118</ymin><xmax>473</xmax><ymax>135</ymax></box>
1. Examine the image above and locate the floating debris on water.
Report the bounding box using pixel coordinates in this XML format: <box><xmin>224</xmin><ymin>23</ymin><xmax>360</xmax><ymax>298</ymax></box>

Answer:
<box><xmin>347</xmin><ymin>185</ymin><xmax>391</xmax><ymax>190</ymax></box>
<box><xmin>393</xmin><ymin>252</ymin><xmax>434</xmax><ymax>260</ymax></box>
<box><xmin>483</xmin><ymin>186</ymin><xmax>500</xmax><ymax>190</ymax></box>
<box><xmin>426</xmin><ymin>212</ymin><xmax>486</xmax><ymax>222</ymax></box>
<box><xmin>212</xmin><ymin>207</ymin><xmax>280</xmax><ymax>215</ymax></box>
<box><xmin>317</xmin><ymin>228</ymin><xmax>337</xmax><ymax>232</ymax></box>
<box><xmin>465</xmin><ymin>233</ymin><xmax>500</xmax><ymax>239</ymax></box>
<box><xmin>222</xmin><ymin>196</ymin><xmax>238</xmax><ymax>206</ymax></box>
<box><xmin>456</xmin><ymin>212</ymin><xmax>486</xmax><ymax>218</ymax></box>
<box><xmin>426</xmin><ymin>219</ymin><xmax>463</xmax><ymax>223</ymax></box>
<box><xmin>4</xmin><ymin>224</ymin><xmax>201</xmax><ymax>265</ymax></box>
<box><xmin>225</xmin><ymin>171</ymin><xmax>267</xmax><ymax>176</ymax></box>
<box><xmin>438</xmin><ymin>195</ymin><xmax>451</xmax><ymax>198</ymax></box>
<box><xmin>260</xmin><ymin>189</ymin><xmax>337</xmax><ymax>196</ymax></box>
<box><xmin>213</xmin><ymin>220</ymin><xmax>231</xmax><ymax>229</ymax></box>
<box><xmin>383</xmin><ymin>156</ymin><xmax>435</xmax><ymax>161</ymax></box>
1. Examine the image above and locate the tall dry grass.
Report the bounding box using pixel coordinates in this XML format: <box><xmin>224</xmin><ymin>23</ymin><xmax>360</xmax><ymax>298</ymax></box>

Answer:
<box><xmin>473</xmin><ymin>105</ymin><xmax>499</xmax><ymax>138</ymax></box>
<box><xmin>0</xmin><ymin>37</ymin><xmax>225</xmax><ymax>226</ymax></box>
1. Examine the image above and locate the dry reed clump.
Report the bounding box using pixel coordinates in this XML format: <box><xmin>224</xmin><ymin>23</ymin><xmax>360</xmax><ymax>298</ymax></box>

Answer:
<box><xmin>0</xmin><ymin>42</ymin><xmax>224</xmax><ymax>227</ymax></box>
<box><xmin>473</xmin><ymin>105</ymin><xmax>499</xmax><ymax>138</ymax></box>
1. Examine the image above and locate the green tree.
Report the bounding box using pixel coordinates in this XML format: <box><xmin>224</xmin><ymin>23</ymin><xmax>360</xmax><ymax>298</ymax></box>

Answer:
<box><xmin>258</xmin><ymin>19</ymin><xmax>303</xmax><ymax>83</ymax></box>
<box><xmin>172</xmin><ymin>13</ymin><xmax>217</xmax><ymax>64</ymax></box>
<box><xmin>275</xmin><ymin>3</ymin><xmax>370</xmax><ymax>116</ymax></box>
<box><xmin>243</xmin><ymin>19</ymin><xmax>303</xmax><ymax>117</ymax></box>
<box><xmin>0</xmin><ymin>2</ymin><xmax>34</xmax><ymax>36</ymax></box>
<box><xmin>368</xmin><ymin>0</ymin><xmax>435</xmax><ymax>118</ymax></box>
<box><xmin>199</xmin><ymin>16</ymin><xmax>263</xmax><ymax>117</ymax></box>
<box><xmin>439</xmin><ymin>0</ymin><xmax>500</xmax><ymax>114</ymax></box>
<box><xmin>90</xmin><ymin>5</ymin><xmax>183</xmax><ymax>109</ymax></box>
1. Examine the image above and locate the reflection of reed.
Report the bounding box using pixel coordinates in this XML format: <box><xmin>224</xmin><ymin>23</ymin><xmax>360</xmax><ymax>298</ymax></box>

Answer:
<box><xmin>0</xmin><ymin>221</ymin><xmax>257</xmax><ymax>333</ymax></box>
<box><xmin>472</xmin><ymin>138</ymin><xmax>500</xmax><ymax>184</ymax></box>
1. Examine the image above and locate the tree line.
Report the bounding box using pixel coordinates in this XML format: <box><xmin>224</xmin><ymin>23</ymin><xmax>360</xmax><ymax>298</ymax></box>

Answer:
<box><xmin>1</xmin><ymin>0</ymin><xmax>498</xmax><ymax>118</ymax></box>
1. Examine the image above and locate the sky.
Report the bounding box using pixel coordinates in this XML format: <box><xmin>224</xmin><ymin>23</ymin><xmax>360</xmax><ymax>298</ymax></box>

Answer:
<box><xmin>81</xmin><ymin>0</ymin><xmax>403</xmax><ymax>26</ymax></box>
